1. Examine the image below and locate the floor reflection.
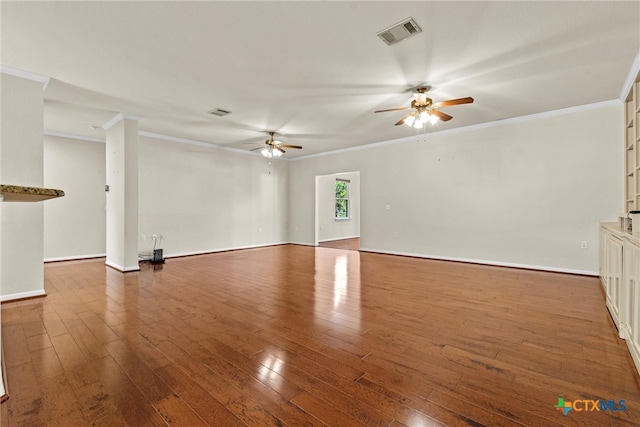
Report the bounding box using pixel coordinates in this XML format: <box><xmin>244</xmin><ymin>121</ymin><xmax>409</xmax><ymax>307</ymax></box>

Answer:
<box><xmin>333</xmin><ymin>255</ymin><xmax>348</xmax><ymax>309</ymax></box>
<box><xmin>314</xmin><ymin>247</ymin><xmax>361</xmax><ymax>331</ymax></box>
<box><xmin>256</xmin><ymin>352</ymin><xmax>287</xmax><ymax>393</ymax></box>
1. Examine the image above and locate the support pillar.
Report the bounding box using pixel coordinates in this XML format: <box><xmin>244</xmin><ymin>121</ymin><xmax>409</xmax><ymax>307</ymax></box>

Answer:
<box><xmin>0</xmin><ymin>70</ymin><xmax>49</xmax><ymax>301</ymax></box>
<box><xmin>104</xmin><ymin>113</ymin><xmax>140</xmax><ymax>272</ymax></box>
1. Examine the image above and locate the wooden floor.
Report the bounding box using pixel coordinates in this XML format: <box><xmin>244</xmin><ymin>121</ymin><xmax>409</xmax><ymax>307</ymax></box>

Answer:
<box><xmin>1</xmin><ymin>244</ymin><xmax>640</xmax><ymax>426</ymax></box>
<box><xmin>318</xmin><ymin>238</ymin><xmax>360</xmax><ymax>251</ymax></box>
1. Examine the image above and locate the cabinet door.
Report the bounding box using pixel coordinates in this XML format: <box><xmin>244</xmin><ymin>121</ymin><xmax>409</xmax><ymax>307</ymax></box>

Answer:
<box><xmin>624</xmin><ymin>241</ymin><xmax>640</xmax><ymax>374</ymax></box>
<box><xmin>600</xmin><ymin>227</ymin><xmax>608</xmax><ymax>289</ymax></box>
<box><xmin>606</xmin><ymin>235</ymin><xmax>624</xmax><ymax>331</ymax></box>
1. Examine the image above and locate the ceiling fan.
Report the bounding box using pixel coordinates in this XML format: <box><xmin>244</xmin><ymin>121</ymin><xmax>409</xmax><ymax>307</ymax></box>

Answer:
<box><xmin>375</xmin><ymin>87</ymin><xmax>473</xmax><ymax>128</ymax></box>
<box><xmin>251</xmin><ymin>131</ymin><xmax>302</xmax><ymax>158</ymax></box>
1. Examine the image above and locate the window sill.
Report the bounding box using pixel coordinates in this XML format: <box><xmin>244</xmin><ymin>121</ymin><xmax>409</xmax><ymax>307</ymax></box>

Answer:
<box><xmin>334</xmin><ymin>217</ymin><xmax>350</xmax><ymax>221</ymax></box>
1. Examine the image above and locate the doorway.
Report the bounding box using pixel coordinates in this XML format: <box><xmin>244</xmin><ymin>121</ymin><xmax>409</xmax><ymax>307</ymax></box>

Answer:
<box><xmin>314</xmin><ymin>171</ymin><xmax>360</xmax><ymax>250</ymax></box>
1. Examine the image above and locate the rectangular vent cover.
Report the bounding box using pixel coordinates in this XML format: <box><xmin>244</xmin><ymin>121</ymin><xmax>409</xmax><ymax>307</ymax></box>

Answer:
<box><xmin>207</xmin><ymin>108</ymin><xmax>231</xmax><ymax>117</ymax></box>
<box><xmin>377</xmin><ymin>18</ymin><xmax>422</xmax><ymax>46</ymax></box>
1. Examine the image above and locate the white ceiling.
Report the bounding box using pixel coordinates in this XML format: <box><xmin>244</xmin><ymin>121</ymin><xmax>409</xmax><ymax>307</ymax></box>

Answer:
<box><xmin>2</xmin><ymin>1</ymin><xmax>639</xmax><ymax>158</ymax></box>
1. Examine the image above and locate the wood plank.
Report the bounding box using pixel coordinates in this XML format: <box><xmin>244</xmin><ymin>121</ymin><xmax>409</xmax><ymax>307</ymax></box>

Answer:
<box><xmin>291</xmin><ymin>391</ymin><xmax>366</xmax><ymax>426</ymax></box>
<box><xmin>153</xmin><ymin>393</ymin><xmax>208</xmax><ymax>426</ymax></box>
<box><xmin>3</xmin><ymin>363</ymin><xmax>45</xmax><ymax>426</ymax></box>
<box><xmin>154</xmin><ymin>364</ymin><xmax>244</xmax><ymax>426</ymax></box>
<box><xmin>2</xmin><ymin>325</ymin><xmax>31</xmax><ymax>369</ymax></box>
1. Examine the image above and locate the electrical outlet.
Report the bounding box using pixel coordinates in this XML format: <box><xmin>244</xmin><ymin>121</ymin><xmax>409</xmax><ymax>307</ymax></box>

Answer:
<box><xmin>386</xmin><ymin>204</ymin><xmax>391</xmax><ymax>210</ymax></box>
<box><xmin>259</xmin><ymin>227</ymin><xmax>262</xmax><ymax>233</ymax></box>
<box><xmin>140</xmin><ymin>235</ymin><xmax>146</xmax><ymax>241</ymax></box>
<box><xmin>581</xmin><ymin>241</ymin><xmax>588</xmax><ymax>249</ymax></box>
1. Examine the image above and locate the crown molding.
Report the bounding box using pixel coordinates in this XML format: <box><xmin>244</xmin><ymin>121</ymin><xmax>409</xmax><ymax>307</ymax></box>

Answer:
<box><xmin>620</xmin><ymin>48</ymin><xmax>640</xmax><ymax>101</ymax></box>
<box><xmin>0</xmin><ymin>65</ymin><xmax>50</xmax><ymax>90</ymax></box>
<box><xmin>138</xmin><ymin>131</ymin><xmax>290</xmax><ymax>160</ymax></box>
<box><xmin>44</xmin><ymin>130</ymin><xmax>105</xmax><ymax>143</ymax></box>
<box><xmin>102</xmin><ymin>112</ymin><xmax>143</xmax><ymax>130</ymax></box>
<box><xmin>291</xmin><ymin>99</ymin><xmax>621</xmax><ymax>161</ymax></box>
<box><xmin>139</xmin><ymin>131</ymin><xmax>212</xmax><ymax>148</ymax></box>
<box><xmin>42</xmin><ymin>128</ymin><xmax>290</xmax><ymax>161</ymax></box>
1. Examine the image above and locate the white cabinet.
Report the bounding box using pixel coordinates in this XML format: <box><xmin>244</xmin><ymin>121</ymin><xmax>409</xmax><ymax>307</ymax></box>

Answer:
<box><xmin>605</xmin><ymin>232</ymin><xmax>624</xmax><ymax>334</ymax></box>
<box><xmin>600</xmin><ymin>227</ymin><xmax>624</xmax><ymax>335</ymax></box>
<box><xmin>600</xmin><ymin>223</ymin><xmax>640</xmax><ymax>375</ymax></box>
<box><xmin>624</xmin><ymin>239</ymin><xmax>640</xmax><ymax>371</ymax></box>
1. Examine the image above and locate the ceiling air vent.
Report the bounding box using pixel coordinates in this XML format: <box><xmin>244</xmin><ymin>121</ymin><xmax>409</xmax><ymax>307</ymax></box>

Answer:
<box><xmin>377</xmin><ymin>17</ymin><xmax>422</xmax><ymax>46</ymax></box>
<box><xmin>207</xmin><ymin>108</ymin><xmax>231</xmax><ymax>117</ymax></box>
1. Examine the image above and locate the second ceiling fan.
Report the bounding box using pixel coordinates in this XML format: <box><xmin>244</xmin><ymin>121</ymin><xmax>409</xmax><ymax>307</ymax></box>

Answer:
<box><xmin>251</xmin><ymin>131</ymin><xmax>302</xmax><ymax>157</ymax></box>
<box><xmin>375</xmin><ymin>87</ymin><xmax>474</xmax><ymax>128</ymax></box>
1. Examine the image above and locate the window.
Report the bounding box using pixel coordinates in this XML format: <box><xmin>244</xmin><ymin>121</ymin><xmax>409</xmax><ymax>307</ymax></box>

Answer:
<box><xmin>335</xmin><ymin>179</ymin><xmax>350</xmax><ymax>219</ymax></box>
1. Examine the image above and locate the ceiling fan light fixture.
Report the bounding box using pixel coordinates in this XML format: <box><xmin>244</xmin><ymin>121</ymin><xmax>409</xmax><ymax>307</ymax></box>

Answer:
<box><xmin>261</xmin><ymin>148</ymin><xmax>272</xmax><ymax>158</ymax></box>
<box><xmin>414</xmin><ymin>93</ymin><xmax>428</xmax><ymax>105</ymax></box>
<box><xmin>429</xmin><ymin>114</ymin><xmax>439</xmax><ymax>125</ymax></box>
<box><xmin>404</xmin><ymin>115</ymin><xmax>416</xmax><ymax>127</ymax></box>
<box><xmin>413</xmin><ymin>121</ymin><xmax>423</xmax><ymax>129</ymax></box>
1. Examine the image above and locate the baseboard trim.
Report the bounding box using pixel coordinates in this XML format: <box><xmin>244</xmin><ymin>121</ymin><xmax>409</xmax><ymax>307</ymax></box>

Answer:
<box><xmin>38</xmin><ymin>243</ymin><xmax>596</xmax><ymax>276</ymax></box>
<box><xmin>358</xmin><ymin>247</ymin><xmax>598</xmax><ymax>277</ymax></box>
<box><xmin>105</xmin><ymin>261</ymin><xmax>140</xmax><ymax>272</ymax></box>
<box><xmin>288</xmin><ymin>241</ymin><xmax>317</xmax><ymax>247</ymax></box>
<box><xmin>165</xmin><ymin>242</ymin><xmax>290</xmax><ymax>259</ymax></box>
<box><xmin>317</xmin><ymin>236</ymin><xmax>360</xmax><ymax>243</ymax></box>
<box><xmin>44</xmin><ymin>253</ymin><xmax>106</xmax><ymax>263</ymax></box>
<box><xmin>0</xmin><ymin>289</ymin><xmax>47</xmax><ymax>303</ymax></box>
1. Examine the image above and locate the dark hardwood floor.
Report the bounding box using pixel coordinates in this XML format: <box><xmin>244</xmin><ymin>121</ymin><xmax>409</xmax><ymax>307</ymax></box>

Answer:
<box><xmin>1</xmin><ymin>244</ymin><xmax>639</xmax><ymax>426</ymax></box>
<box><xmin>318</xmin><ymin>238</ymin><xmax>360</xmax><ymax>251</ymax></box>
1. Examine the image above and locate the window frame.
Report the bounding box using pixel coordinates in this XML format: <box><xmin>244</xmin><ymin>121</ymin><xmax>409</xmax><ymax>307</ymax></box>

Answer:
<box><xmin>334</xmin><ymin>179</ymin><xmax>350</xmax><ymax>220</ymax></box>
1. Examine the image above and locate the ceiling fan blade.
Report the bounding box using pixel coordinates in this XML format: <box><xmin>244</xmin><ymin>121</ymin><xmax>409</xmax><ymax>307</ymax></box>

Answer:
<box><xmin>279</xmin><ymin>144</ymin><xmax>302</xmax><ymax>149</ymax></box>
<box><xmin>433</xmin><ymin>97</ymin><xmax>474</xmax><ymax>108</ymax></box>
<box><xmin>430</xmin><ymin>109</ymin><xmax>453</xmax><ymax>121</ymax></box>
<box><xmin>250</xmin><ymin>147</ymin><xmax>263</xmax><ymax>152</ymax></box>
<box><xmin>274</xmin><ymin>146</ymin><xmax>285</xmax><ymax>154</ymax></box>
<box><xmin>395</xmin><ymin>112</ymin><xmax>415</xmax><ymax>126</ymax></box>
<box><xmin>375</xmin><ymin>107</ymin><xmax>410</xmax><ymax>113</ymax></box>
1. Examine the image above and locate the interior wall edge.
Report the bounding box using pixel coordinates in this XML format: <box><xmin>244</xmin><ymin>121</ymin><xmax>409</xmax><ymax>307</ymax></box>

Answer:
<box><xmin>44</xmin><ymin>253</ymin><xmax>106</xmax><ymax>263</ymax></box>
<box><xmin>164</xmin><ymin>242</ymin><xmax>291</xmax><ymax>259</ymax></box>
<box><xmin>359</xmin><ymin>247</ymin><xmax>599</xmax><ymax>277</ymax></box>
<box><xmin>0</xmin><ymin>289</ymin><xmax>46</xmax><ymax>303</ymax></box>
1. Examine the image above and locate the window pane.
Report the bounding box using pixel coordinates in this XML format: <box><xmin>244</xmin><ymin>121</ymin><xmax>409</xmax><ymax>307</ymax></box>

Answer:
<box><xmin>335</xmin><ymin>180</ymin><xmax>349</xmax><ymax>219</ymax></box>
<box><xmin>335</xmin><ymin>181</ymin><xmax>348</xmax><ymax>198</ymax></box>
<box><xmin>335</xmin><ymin>200</ymin><xmax>348</xmax><ymax>218</ymax></box>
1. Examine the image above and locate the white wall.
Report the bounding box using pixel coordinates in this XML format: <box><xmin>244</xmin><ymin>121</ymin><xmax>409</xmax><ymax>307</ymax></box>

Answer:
<box><xmin>44</xmin><ymin>135</ymin><xmax>106</xmax><ymax>260</ymax></box>
<box><xmin>137</xmin><ymin>135</ymin><xmax>289</xmax><ymax>257</ymax></box>
<box><xmin>43</xmin><ymin>134</ymin><xmax>289</xmax><ymax>260</ymax></box>
<box><xmin>316</xmin><ymin>171</ymin><xmax>360</xmax><ymax>242</ymax></box>
<box><xmin>41</xmin><ymin>103</ymin><xmax>623</xmax><ymax>274</ymax></box>
<box><xmin>290</xmin><ymin>104</ymin><xmax>624</xmax><ymax>274</ymax></box>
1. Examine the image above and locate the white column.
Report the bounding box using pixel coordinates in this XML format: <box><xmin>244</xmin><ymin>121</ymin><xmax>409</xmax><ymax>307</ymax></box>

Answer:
<box><xmin>104</xmin><ymin>113</ymin><xmax>140</xmax><ymax>272</ymax></box>
<box><xmin>0</xmin><ymin>70</ymin><xmax>49</xmax><ymax>301</ymax></box>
